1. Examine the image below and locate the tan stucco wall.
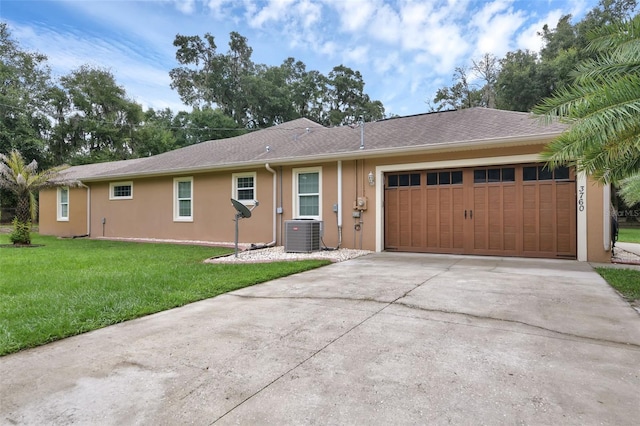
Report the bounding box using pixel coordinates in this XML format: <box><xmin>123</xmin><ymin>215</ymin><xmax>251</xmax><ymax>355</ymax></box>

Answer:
<box><xmin>39</xmin><ymin>139</ymin><xmax>610</xmax><ymax>262</ymax></box>
<box><xmin>586</xmin><ymin>178</ymin><xmax>611</xmax><ymax>263</ymax></box>
<box><xmin>87</xmin><ymin>170</ymin><xmax>275</xmax><ymax>244</ymax></box>
<box><xmin>39</xmin><ymin>187</ymin><xmax>88</xmax><ymax>237</ymax></box>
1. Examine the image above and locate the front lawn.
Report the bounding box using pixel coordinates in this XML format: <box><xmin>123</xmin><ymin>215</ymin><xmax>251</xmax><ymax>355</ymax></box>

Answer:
<box><xmin>0</xmin><ymin>235</ymin><xmax>329</xmax><ymax>356</ymax></box>
<box><xmin>617</xmin><ymin>227</ymin><xmax>640</xmax><ymax>243</ymax></box>
<box><xmin>596</xmin><ymin>267</ymin><xmax>640</xmax><ymax>305</ymax></box>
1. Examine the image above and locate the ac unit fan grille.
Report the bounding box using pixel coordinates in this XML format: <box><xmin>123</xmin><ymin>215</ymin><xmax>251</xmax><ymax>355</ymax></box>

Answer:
<box><xmin>284</xmin><ymin>220</ymin><xmax>322</xmax><ymax>253</ymax></box>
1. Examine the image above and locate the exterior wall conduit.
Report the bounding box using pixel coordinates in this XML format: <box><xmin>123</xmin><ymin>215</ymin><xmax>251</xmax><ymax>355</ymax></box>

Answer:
<box><xmin>265</xmin><ymin>163</ymin><xmax>277</xmax><ymax>247</ymax></box>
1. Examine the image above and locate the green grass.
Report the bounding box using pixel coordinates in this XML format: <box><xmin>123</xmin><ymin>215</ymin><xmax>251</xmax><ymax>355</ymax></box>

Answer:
<box><xmin>617</xmin><ymin>227</ymin><xmax>640</xmax><ymax>243</ymax></box>
<box><xmin>0</xmin><ymin>235</ymin><xmax>329</xmax><ymax>356</ymax></box>
<box><xmin>596</xmin><ymin>267</ymin><xmax>640</xmax><ymax>302</ymax></box>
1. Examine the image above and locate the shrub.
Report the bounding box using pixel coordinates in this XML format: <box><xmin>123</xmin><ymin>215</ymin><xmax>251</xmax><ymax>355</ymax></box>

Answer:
<box><xmin>10</xmin><ymin>218</ymin><xmax>31</xmax><ymax>245</ymax></box>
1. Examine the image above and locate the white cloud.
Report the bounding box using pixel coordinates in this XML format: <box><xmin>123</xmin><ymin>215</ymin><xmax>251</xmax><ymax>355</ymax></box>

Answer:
<box><xmin>248</xmin><ymin>0</ymin><xmax>296</xmax><ymax>28</ymax></box>
<box><xmin>172</xmin><ymin>0</ymin><xmax>196</xmax><ymax>14</ymax></box>
<box><xmin>319</xmin><ymin>40</ymin><xmax>338</xmax><ymax>57</ymax></box>
<box><xmin>373</xmin><ymin>51</ymin><xmax>402</xmax><ymax>75</ymax></box>
<box><xmin>342</xmin><ymin>45</ymin><xmax>369</xmax><ymax>64</ymax></box>
<box><xmin>367</xmin><ymin>3</ymin><xmax>401</xmax><ymax>44</ymax></box>
<box><xmin>330</xmin><ymin>0</ymin><xmax>379</xmax><ymax>33</ymax></box>
<box><xmin>470</xmin><ymin>0</ymin><xmax>526</xmax><ymax>56</ymax></box>
<box><xmin>296</xmin><ymin>0</ymin><xmax>323</xmax><ymax>29</ymax></box>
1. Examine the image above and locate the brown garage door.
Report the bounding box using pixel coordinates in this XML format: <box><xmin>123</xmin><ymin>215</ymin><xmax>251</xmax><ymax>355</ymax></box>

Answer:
<box><xmin>384</xmin><ymin>164</ymin><xmax>576</xmax><ymax>258</ymax></box>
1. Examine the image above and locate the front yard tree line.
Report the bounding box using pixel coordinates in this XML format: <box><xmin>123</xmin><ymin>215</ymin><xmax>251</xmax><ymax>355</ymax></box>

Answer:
<box><xmin>0</xmin><ymin>22</ymin><xmax>382</xmax><ymax>171</ymax></box>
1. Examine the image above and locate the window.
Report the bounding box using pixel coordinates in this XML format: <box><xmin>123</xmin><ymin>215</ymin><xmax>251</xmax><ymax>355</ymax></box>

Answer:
<box><xmin>232</xmin><ymin>172</ymin><xmax>256</xmax><ymax>204</ymax></box>
<box><xmin>474</xmin><ymin>167</ymin><xmax>515</xmax><ymax>183</ymax></box>
<box><xmin>173</xmin><ymin>177</ymin><xmax>193</xmax><ymax>222</ymax></box>
<box><xmin>387</xmin><ymin>173</ymin><xmax>420</xmax><ymax>187</ymax></box>
<box><xmin>294</xmin><ymin>167</ymin><xmax>321</xmax><ymax>219</ymax></box>
<box><xmin>109</xmin><ymin>181</ymin><xmax>133</xmax><ymax>200</ymax></box>
<box><xmin>57</xmin><ymin>187</ymin><xmax>69</xmax><ymax>221</ymax></box>
<box><xmin>426</xmin><ymin>170</ymin><xmax>462</xmax><ymax>186</ymax></box>
<box><xmin>523</xmin><ymin>166</ymin><xmax>571</xmax><ymax>181</ymax></box>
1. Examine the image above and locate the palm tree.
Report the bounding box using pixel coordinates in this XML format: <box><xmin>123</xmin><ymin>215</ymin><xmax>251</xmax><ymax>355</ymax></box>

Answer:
<box><xmin>0</xmin><ymin>149</ymin><xmax>76</xmax><ymax>244</ymax></box>
<box><xmin>533</xmin><ymin>16</ymin><xmax>640</xmax><ymax>204</ymax></box>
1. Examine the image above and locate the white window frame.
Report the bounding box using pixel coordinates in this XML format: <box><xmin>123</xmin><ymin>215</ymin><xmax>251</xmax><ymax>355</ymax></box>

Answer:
<box><xmin>232</xmin><ymin>172</ymin><xmax>257</xmax><ymax>205</ymax></box>
<box><xmin>293</xmin><ymin>167</ymin><xmax>322</xmax><ymax>220</ymax></box>
<box><xmin>57</xmin><ymin>187</ymin><xmax>69</xmax><ymax>222</ymax></box>
<box><xmin>173</xmin><ymin>177</ymin><xmax>193</xmax><ymax>222</ymax></box>
<box><xmin>109</xmin><ymin>181</ymin><xmax>133</xmax><ymax>200</ymax></box>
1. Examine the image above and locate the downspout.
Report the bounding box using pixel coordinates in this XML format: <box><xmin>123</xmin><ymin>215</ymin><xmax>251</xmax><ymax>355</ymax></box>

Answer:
<box><xmin>279</xmin><ymin>166</ymin><xmax>284</xmax><ymax>244</ymax></box>
<box><xmin>86</xmin><ymin>184</ymin><xmax>91</xmax><ymax>236</ymax></box>
<box><xmin>337</xmin><ymin>160</ymin><xmax>343</xmax><ymax>248</ymax></box>
<box><xmin>72</xmin><ymin>183</ymin><xmax>90</xmax><ymax>238</ymax></box>
<box><xmin>265</xmin><ymin>163</ymin><xmax>277</xmax><ymax>246</ymax></box>
<box><xmin>603</xmin><ymin>183</ymin><xmax>611</xmax><ymax>251</ymax></box>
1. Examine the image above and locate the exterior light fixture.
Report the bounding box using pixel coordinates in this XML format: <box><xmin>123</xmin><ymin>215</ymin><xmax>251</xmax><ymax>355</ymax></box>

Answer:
<box><xmin>368</xmin><ymin>171</ymin><xmax>375</xmax><ymax>186</ymax></box>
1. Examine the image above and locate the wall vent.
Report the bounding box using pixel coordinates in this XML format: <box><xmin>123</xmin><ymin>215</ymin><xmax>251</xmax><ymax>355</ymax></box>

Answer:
<box><xmin>285</xmin><ymin>220</ymin><xmax>322</xmax><ymax>253</ymax></box>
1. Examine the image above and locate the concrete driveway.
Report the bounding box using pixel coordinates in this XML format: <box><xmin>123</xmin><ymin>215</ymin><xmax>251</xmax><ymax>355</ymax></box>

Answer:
<box><xmin>1</xmin><ymin>253</ymin><xmax>640</xmax><ymax>425</ymax></box>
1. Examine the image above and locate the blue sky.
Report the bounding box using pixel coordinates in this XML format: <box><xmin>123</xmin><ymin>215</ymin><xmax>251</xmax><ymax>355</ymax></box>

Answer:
<box><xmin>1</xmin><ymin>0</ymin><xmax>599</xmax><ymax>118</ymax></box>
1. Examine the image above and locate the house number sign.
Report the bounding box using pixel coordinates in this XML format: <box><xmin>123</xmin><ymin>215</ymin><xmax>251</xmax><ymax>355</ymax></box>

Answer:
<box><xmin>578</xmin><ymin>185</ymin><xmax>585</xmax><ymax>212</ymax></box>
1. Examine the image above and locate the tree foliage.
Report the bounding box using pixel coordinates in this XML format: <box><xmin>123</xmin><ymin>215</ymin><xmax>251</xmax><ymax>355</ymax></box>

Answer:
<box><xmin>0</xmin><ymin>149</ymin><xmax>77</xmax><ymax>243</ymax></box>
<box><xmin>433</xmin><ymin>0</ymin><xmax>639</xmax><ymax>112</ymax></box>
<box><xmin>431</xmin><ymin>54</ymin><xmax>499</xmax><ymax>111</ymax></box>
<box><xmin>533</xmin><ymin>15</ymin><xmax>640</xmax><ymax>202</ymax></box>
<box><xmin>0</xmin><ymin>22</ymin><xmax>52</xmax><ymax>167</ymax></box>
<box><xmin>169</xmin><ymin>32</ymin><xmax>384</xmax><ymax>127</ymax></box>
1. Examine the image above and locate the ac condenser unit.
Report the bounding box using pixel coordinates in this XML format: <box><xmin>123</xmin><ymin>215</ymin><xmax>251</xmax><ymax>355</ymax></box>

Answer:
<box><xmin>285</xmin><ymin>220</ymin><xmax>322</xmax><ymax>253</ymax></box>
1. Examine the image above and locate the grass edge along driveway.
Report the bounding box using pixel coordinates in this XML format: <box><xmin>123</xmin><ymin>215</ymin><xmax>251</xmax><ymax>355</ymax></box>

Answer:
<box><xmin>597</xmin><ymin>227</ymin><xmax>640</xmax><ymax>306</ymax></box>
<box><xmin>0</xmin><ymin>235</ymin><xmax>329</xmax><ymax>356</ymax></box>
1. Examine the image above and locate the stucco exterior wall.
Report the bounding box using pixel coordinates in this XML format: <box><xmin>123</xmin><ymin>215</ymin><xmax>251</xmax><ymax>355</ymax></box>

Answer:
<box><xmin>39</xmin><ymin>187</ymin><xmax>88</xmax><ymax>237</ymax></box>
<box><xmin>585</xmin><ymin>178</ymin><xmax>611</xmax><ymax>263</ymax></box>
<box><xmin>87</xmin><ymin>170</ymin><xmax>276</xmax><ymax>244</ymax></box>
<box><xmin>38</xmin><ymin>138</ymin><xmax>610</xmax><ymax>262</ymax></box>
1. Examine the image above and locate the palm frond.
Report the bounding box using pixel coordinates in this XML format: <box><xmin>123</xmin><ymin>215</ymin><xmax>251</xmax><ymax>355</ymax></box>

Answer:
<box><xmin>619</xmin><ymin>172</ymin><xmax>640</xmax><ymax>205</ymax></box>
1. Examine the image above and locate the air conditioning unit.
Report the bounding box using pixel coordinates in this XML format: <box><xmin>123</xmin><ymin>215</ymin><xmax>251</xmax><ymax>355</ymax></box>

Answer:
<box><xmin>285</xmin><ymin>220</ymin><xmax>322</xmax><ymax>253</ymax></box>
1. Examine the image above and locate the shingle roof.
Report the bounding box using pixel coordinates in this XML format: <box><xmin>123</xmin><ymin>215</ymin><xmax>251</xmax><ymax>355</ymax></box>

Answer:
<box><xmin>61</xmin><ymin>109</ymin><xmax>567</xmax><ymax>181</ymax></box>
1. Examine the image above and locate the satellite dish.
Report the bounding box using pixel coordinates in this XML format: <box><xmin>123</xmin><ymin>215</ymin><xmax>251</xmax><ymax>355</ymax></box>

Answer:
<box><xmin>231</xmin><ymin>198</ymin><xmax>252</xmax><ymax>218</ymax></box>
<box><xmin>230</xmin><ymin>198</ymin><xmax>258</xmax><ymax>258</ymax></box>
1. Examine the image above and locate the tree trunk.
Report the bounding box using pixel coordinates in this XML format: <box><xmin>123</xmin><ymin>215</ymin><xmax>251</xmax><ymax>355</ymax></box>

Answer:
<box><xmin>16</xmin><ymin>194</ymin><xmax>31</xmax><ymax>224</ymax></box>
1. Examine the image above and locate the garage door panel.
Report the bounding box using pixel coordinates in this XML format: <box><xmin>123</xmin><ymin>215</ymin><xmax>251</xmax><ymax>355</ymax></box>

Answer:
<box><xmin>410</xmin><ymin>189</ymin><xmax>423</xmax><ymax>248</ymax></box>
<box><xmin>385</xmin><ymin>165</ymin><xmax>576</xmax><ymax>258</ymax></box>
<box><xmin>452</xmin><ymin>187</ymin><xmax>465</xmax><ymax>249</ymax></box>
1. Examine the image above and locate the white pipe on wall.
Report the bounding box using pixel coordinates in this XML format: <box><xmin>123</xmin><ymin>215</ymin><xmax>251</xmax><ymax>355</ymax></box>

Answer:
<box><xmin>337</xmin><ymin>160</ymin><xmax>343</xmax><ymax>228</ymax></box>
<box><xmin>603</xmin><ymin>183</ymin><xmax>611</xmax><ymax>251</ymax></box>
<box><xmin>265</xmin><ymin>163</ymin><xmax>277</xmax><ymax>245</ymax></box>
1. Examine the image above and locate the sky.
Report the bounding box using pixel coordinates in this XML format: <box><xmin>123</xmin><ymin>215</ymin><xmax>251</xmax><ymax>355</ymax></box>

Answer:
<box><xmin>1</xmin><ymin>0</ymin><xmax>600</xmax><ymax>118</ymax></box>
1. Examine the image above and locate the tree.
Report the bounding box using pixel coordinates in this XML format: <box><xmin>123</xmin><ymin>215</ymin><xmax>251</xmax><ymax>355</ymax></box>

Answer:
<box><xmin>57</xmin><ymin>66</ymin><xmax>145</xmax><ymax>164</ymax></box>
<box><xmin>170</xmin><ymin>32</ymin><xmax>384</xmax><ymax>127</ymax></box>
<box><xmin>430</xmin><ymin>55</ymin><xmax>498</xmax><ymax>111</ymax></box>
<box><xmin>130</xmin><ymin>108</ymin><xmax>177</xmax><ymax>157</ymax></box>
<box><xmin>0</xmin><ymin>23</ymin><xmax>52</xmax><ymax>167</ymax></box>
<box><xmin>533</xmin><ymin>16</ymin><xmax>640</xmax><ymax>203</ymax></box>
<box><xmin>171</xmin><ymin>107</ymin><xmax>244</xmax><ymax>148</ymax></box>
<box><xmin>325</xmin><ymin>65</ymin><xmax>384</xmax><ymax>126</ymax></box>
<box><xmin>496</xmin><ymin>0</ymin><xmax>638</xmax><ymax>112</ymax></box>
<box><xmin>495</xmin><ymin>50</ymin><xmax>545</xmax><ymax>111</ymax></box>
<box><xmin>0</xmin><ymin>150</ymin><xmax>76</xmax><ymax>244</ymax></box>
<box><xmin>282</xmin><ymin>58</ymin><xmax>328</xmax><ymax>123</ymax></box>
<box><xmin>170</xmin><ymin>31</ymin><xmax>255</xmax><ymax>126</ymax></box>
